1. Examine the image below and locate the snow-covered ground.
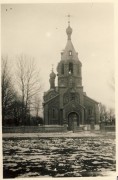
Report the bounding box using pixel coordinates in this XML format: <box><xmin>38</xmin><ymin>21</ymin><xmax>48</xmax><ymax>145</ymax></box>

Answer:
<box><xmin>3</xmin><ymin>132</ymin><xmax>116</xmax><ymax>178</ymax></box>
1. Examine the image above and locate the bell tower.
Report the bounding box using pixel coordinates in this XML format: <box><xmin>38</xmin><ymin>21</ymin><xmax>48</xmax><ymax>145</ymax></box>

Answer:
<box><xmin>57</xmin><ymin>19</ymin><xmax>83</xmax><ymax>90</ymax></box>
<box><xmin>56</xmin><ymin>17</ymin><xmax>84</xmax><ymax>126</ymax></box>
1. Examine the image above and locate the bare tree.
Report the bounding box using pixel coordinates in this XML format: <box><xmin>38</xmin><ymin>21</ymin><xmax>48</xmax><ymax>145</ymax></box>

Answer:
<box><xmin>107</xmin><ymin>107</ymin><xmax>115</xmax><ymax>124</ymax></box>
<box><xmin>16</xmin><ymin>54</ymin><xmax>42</xmax><ymax>125</ymax></box>
<box><xmin>1</xmin><ymin>56</ymin><xmax>15</xmax><ymax>125</ymax></box>
<box><xmin>12</xmin><ymin>93</ymin><xmax>24</xmax><ymax>125</ymax></box>
<box><xmin>33</xmin><ymin>95</ymin><xmax>41</xmax><ymax>117</ymax></box>
<box><xmin>99</xmin><ymin>103</ymin><xmax>107</xmax><ymax>122</ymax></box>
<box><xmin>99</xmin><ymin>102</ymin><xmax>115</xmax><ymax>125</ymax></box>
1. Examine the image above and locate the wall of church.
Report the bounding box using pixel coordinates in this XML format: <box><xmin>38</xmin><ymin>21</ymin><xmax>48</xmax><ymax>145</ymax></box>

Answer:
<box><xmin>44</xmin><ymin>97</ymin><xmax>60</xmax><ymax>125</ymax></box>
<box><xmin>84</xmin><ymin>96</ymin><xmax>100</xmax><ymax>124</ymax></box>
<box><xmin>44</xmin><ymin>104</ymin><xmax>49</xmax><ymax>125</ymax></box>
<box><xmin>95</xmin><ymin>103</ymin><xmax>100</xmax><ymax>124</ymax></box>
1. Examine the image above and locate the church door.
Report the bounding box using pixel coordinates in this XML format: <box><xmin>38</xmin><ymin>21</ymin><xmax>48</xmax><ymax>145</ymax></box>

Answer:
<box><xmin>68</xmin><ymin>112</ymin><xmax>79</xmax><ymax>131</ymax></box>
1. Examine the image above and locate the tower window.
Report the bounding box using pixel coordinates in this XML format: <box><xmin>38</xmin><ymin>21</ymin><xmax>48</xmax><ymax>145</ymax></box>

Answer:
<box><xmin>61</xmin><ymin>64</ymin><xmax>64</xmax><ymax>74</ymax></box>
<box><xmin>69</xmin><ymin>51</ymin><xmax>72</xmax><ymax>56</ymax></box>
<box><xmin>69</xmin><ymin>62</ymin><xmax>73</xmax><ymax>74</ymax></box>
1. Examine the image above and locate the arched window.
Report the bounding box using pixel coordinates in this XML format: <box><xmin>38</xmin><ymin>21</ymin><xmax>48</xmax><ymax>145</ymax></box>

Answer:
<box><xmin>69</xmin><ymin>62</ymin><xmax>73</xmax><ymax>74</ymax></box>
<box><xmin>69</xmin><ymin>51</ymin><xmax>72</xmax><ymax>56</ymax></box>
<box><xmin>88</xmin><ymin>109</ymin><xmax>92</xmax><ymax>115</ymax></box>
<box><xmin>61</xmin><ymin>64</ymin><xmax>64</xmax><ymax>74</ymax></box>
<box><xmin>49</xmin><ymin>108</ymin><xmax>58</xmax><ymax>124</ymax></box>
<box><xmin>52</xmin><ymin>109</ymin><xmax>55</xmax><ymax>118</ymax></box>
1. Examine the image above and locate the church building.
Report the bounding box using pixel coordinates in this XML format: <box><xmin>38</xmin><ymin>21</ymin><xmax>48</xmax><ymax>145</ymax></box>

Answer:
<box><xmin>43</xmin><ymin>21</ymin><xmax>100</xmax><ymax>131</ymax></box>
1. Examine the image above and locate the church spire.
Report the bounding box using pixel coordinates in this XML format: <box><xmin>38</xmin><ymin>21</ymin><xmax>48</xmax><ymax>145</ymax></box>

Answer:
<box><xmin>60</xmin><ymin>15</ymin><xmax>79</xmax><ymax>61</ymax></box>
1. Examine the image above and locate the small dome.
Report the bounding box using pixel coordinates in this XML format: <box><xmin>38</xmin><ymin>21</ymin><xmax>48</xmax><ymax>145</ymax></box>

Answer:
<box><xmin>66</xmin><ymin>25</ymin><xmax>72</xmax><ymax>40</ymax></box>
<box><xmin>50</xmin><ymin>70</ymin><xmax>56</xmax><ymax>78</ymax></box>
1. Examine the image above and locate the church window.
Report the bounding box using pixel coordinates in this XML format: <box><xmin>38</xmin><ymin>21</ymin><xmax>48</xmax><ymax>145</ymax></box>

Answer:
<box><xmin>71</xmin><ymin>93</ymin><xmax>75</xmax><ymax>101</ymax></box>
<box><xmin>61</xmin><ymin>64</ymin><xmax>64</xmax><ymax>74</ymax></box>
<box><xmin>69</xmin><ymin>51</ymin><xmax>72</xmax><ymax>56</ymax></box>
<box><xmin>52</xmin><ymin>109</ymin><xmax>55</xmax><ymax>118</ymax></box>
<box><xmin>69</xmin><ymin>62</ymin><xmax>73</xmax><ymax>74</ymax></box>
<box><xmin>88</xmin><ymin>109</ymin><xmax>92</xmax><ymax>115</ymax></box>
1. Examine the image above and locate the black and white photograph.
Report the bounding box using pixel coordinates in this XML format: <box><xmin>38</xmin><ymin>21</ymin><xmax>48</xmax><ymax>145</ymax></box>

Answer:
<box><xmin>1</xmin><ymin>2</ymin><xmax>116</xmax><ymax>179</ymax></box>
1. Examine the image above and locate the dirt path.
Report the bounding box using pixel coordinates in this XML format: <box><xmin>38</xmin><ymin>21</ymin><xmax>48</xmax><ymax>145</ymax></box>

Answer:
<box><xmin>2</xmin><ymin>131</ymin><xmax>115</xmax><ymax>138</ymax></box>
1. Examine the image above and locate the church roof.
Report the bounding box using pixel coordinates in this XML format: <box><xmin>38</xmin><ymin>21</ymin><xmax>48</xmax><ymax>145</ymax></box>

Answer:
<box><xmin>84</xmin><ymin>94</ymin><xmax>99</xmax><ymax>104</ymax></box>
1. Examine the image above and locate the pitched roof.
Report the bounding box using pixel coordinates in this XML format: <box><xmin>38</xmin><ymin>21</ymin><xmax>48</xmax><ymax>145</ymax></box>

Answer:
<box><xmin>84</xmin><ymin>94</ymin><xmax>99</xmax><ymax>104</ymax></box>
<box><xmin>61</xmin><ymin>40</ymin><xmax>79</xmax><ymax>61</ymax></box>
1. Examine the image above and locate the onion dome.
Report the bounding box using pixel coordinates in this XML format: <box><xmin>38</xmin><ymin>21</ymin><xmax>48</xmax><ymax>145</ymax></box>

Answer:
<box><xmin>66</xmin><ymin>24</ymin><xmax>72</xmax><ymax>40</ymax></box>
<box><xmin>50</xmin><ymin>69</ymin><xmax>56</xmax><ymax>79</ymax></box>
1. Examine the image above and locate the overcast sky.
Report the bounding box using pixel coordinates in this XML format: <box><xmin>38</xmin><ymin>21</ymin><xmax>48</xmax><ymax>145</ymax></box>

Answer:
<box><xmin>1</xmin><ymin>3</ymin><xmax>114</xmax><ymax>109</ymax></box>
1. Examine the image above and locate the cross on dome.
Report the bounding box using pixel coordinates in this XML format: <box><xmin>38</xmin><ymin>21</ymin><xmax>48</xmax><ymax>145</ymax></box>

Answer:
<box><xmin>67</xmin><ymin>14</ymin><xmax>70</xmax><ymax>25</ymax></box>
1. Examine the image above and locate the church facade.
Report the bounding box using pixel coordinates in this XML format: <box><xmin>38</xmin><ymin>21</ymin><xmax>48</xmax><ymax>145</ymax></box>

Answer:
<box><xmin>43</xmin><ymin>22</ymin><xmax>100</xmax><ymax>130</ymax></box>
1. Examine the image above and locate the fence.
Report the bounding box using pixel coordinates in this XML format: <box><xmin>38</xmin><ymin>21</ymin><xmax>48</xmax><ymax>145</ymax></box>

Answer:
<box><xmin>2</xmin><ymin>125</ymin><xmax>67</xmax><ymax>133</ymax></box>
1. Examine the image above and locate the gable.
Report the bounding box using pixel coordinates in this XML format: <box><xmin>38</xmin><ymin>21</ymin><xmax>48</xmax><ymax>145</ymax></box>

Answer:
<box><xmin>44</xmin><ymin>89</ymin><xmax>59</xmax><ymax>102</ymax></box>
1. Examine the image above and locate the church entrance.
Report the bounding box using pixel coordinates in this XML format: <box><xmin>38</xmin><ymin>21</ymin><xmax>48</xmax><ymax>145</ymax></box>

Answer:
<box><xmin>68</xmin><ymin>112</ymin><xmax>79</xmax><ymax>131</ymax></box>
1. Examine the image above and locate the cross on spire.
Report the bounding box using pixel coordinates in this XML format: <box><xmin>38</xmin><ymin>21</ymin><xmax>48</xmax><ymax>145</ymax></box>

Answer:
<box><xmin>66</xmin><ymin>14</ymin><xmax>72</xmax><ymax>26</ymax></box>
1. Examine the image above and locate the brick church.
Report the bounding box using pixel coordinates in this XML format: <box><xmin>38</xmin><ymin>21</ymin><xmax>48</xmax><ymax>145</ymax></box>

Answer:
<box><xmin>43</xmin><ymin>21</ymin><xmax>100</xmax><ymax>130</ymax></box>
